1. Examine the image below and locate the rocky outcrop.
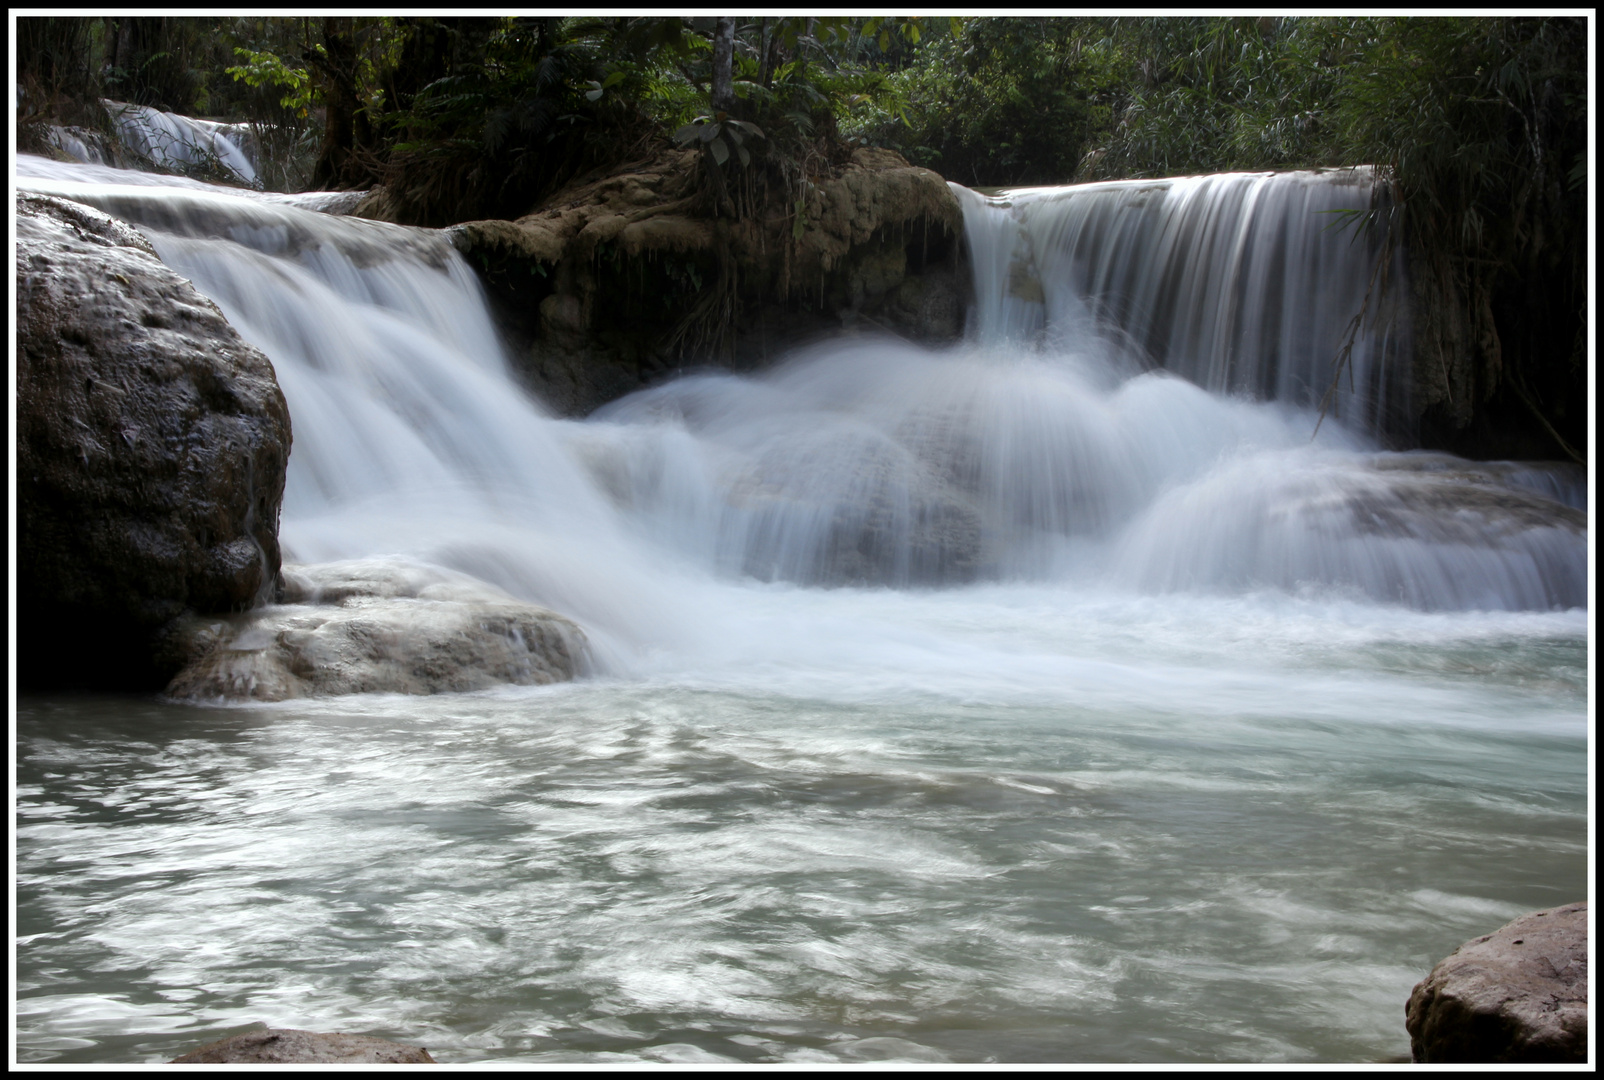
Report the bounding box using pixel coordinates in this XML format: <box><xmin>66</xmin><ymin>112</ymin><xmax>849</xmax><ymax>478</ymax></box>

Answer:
<box><xmin>164</xmin><ymin>560</ymin><xmax>588</xmax><ymax>701</ymax></box>
<box><xmin>361</xmin><ymin>147</ymin><xmax>967</xmax><ymax>416</ymax></box>
<box><xmin>1406</xmin><ymin>901</ymin><xmax>1588</xmax><ymax>1063</ymax></box>
<box><xmin>171</xmin><ymin>1027</ymin><xmax>435</xmax><ymax>1064</ymax></box>
<box><xmin>16</xmin><ymin>193</ymin><xmax>291</xmax><ymax>690</ymax></box>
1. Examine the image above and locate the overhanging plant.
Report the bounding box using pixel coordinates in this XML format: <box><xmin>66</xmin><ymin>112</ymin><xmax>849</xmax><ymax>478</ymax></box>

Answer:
<box><xmin>673</xmin><ymin>111</ymin><xmax>765</xmax><ymax>215</ymax></box>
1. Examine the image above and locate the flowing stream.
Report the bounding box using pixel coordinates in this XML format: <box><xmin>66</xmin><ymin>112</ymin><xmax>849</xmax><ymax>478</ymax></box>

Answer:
<box><xmin>14</xmin><ymin>156</ymin><xmax>1590</xmax><ymax>1064</ymax></box>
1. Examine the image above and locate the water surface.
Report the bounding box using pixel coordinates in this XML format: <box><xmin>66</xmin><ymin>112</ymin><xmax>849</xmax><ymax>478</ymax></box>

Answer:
<box><xmin>17</xmin><ymin>593</ymin><xmax>1588</xmax><ymax>1064</ymax></box>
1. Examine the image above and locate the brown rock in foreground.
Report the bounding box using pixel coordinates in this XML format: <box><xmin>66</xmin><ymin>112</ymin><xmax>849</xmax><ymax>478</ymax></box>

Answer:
<box><xmin>1405</xmin><ymin>900</ymin><xmax>1587</xmax><ymax>1063</ymax></box>
<box><xmin>171</xmin><ymin>1028</ymin><xmax>434</xmax><ymax>1063</ymax></box>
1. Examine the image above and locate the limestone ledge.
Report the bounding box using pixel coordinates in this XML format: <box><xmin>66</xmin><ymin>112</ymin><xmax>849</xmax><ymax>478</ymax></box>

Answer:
<box><xmin>164</xmin><ymin>559</ymin><xmax>588</xmax><ymax>702</ymax></box>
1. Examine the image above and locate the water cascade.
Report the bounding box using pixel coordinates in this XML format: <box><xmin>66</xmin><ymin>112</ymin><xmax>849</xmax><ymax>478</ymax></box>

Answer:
<box><xmin>956</xmin><ymin>170</ymin><xmax>1411</xmax><ymax>438</ymax></box>
<box><xmin>14</xmin><ymin>154</ymin><xmax>1589</xmax><ymax>1064</ymax></box>
<box><xmin>32</xmin><ymin>97</ymin><xmax>260</xmax><ymax>187</ymax></box>
<box><xmin>17</xmin><ymin>154</ymin><xmax>1587</xmax><ymax>628</ymax></box>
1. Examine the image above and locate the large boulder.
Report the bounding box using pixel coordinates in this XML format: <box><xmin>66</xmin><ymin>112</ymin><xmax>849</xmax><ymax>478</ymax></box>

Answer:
<box><xmin>1406</xmin><ymin>901</ymin><xmax>1588</xmax><ymax>1063</ymax></box>
<box><xmin>378</xmin><ymin>147</ymin><xmax>966</xmax><ymax>416</ymax></box>
<box><xmin>16</xmin><ymin>193</ymin><xmax>291</xmax><ymax>690</ymax></box>
<box><xmin>171</xmin><ymin>1027</ymin><xmax>435</xmax><ymax>1064</ymax></box>
<box><xmin>164</xmin><ymin>559</ymin><xmax>588</xmax><ymax>701</ymax></box>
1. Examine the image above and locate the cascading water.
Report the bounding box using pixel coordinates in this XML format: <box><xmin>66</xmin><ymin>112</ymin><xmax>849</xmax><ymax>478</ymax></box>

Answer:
<box><xmin>955</xmin><ymin>170</ymin><xmax>1411</xmax><ymax>437</ymax></box>
<box><xmin>49</xmin><ymin>100</ymin><xmax>262</xmax><ymax>187</ymax></box>
<box><xmin>15</xmin><ymin>154</ymin><xmax>1589</xmax><ymax>1065</ymax></box>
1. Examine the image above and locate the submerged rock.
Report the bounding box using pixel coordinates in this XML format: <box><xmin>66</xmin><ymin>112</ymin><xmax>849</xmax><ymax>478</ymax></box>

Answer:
<box><xmin>1113</xmin><ymin>453</ymin><xmax>1588</xmax><ymax>611</ymax></box>
<box><xmin>1368</xmin><ymin>452</ymin><xmax>1588</xmax><ymax>511</ymax></box>
<box><xmin>731</xmin><ymin>425</ymin><xmax>984</xmax><ymax>587</ymax></box>
<box><xmin>164</xmin><ymin>559</ymin><xmax>588</xmax><ymax>701</ymax></box>
<box><xmin>16</xmin><ymin>193</ymin><xmax>291</xmax><ymax>690</ymax></box>
<box><xmin>1406</xmin><ymin>901</ymin><xmax>1588</xmax><ymax>1063</ymax></box>
<box><xmin>171</xmin><ymin>1027</ymin><xmax>435</xmax><ymax>1064</ymax></box>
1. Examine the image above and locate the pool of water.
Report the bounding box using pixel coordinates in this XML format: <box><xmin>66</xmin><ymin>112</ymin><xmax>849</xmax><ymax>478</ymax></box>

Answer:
<box><xmin>15</xmin><ymin>589</ymin><xmax>1588</xmax><ymax>1064</ymax></box>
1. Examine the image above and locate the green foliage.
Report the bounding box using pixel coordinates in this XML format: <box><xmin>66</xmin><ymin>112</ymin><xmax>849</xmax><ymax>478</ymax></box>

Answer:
<box><xmin>226</xmin><ymin>48</ymin><xmax>313</xmax><ymax>116</ymax></box>
<box><xmin>1332</xmin><ymin>16</ymin><xmax>1587</xmax><ymax>456</ymax></box>
<box><xmin>849</xmin><ymin>19</ymin><xmax>1115</xmax><ymax>186</ymax></box>
<box><xmin>1333</xmin><ymin>18</ymin><xmax>1585</xmax><ymax>251</ymax></box>
<box><xmin>372</xmin><ymin>17</ymin><xmax>633</xmax><ymax>222</ymax></box>
<box><xmin>673</xmin><ymin>114</ymin><xmax>764</xmax><ymax>168</ymax></box>
<box><xmin>1081</xmin><ymin>17</ymin><xmax>1359</xmax><ymax>179</ymax></box>
<box><xmin>16</xmin><ymin>17</ymin><xmax>104</xmax><ymax>127</ymax></box>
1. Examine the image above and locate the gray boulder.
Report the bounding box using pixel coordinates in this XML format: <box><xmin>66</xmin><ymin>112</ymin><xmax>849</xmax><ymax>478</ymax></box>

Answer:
<box><xmin>164</xmin><ymin>559</ymin><xmax>588</xmax><ymax>701</ymax></box>
<box><xmin>171</xmin><ymin>1027</ymin><xmax>435</xmax><ymax>1064</ymax></box>
<box><xmin>16</xmin><ymin>193</ymin><xmax>291</xmax><ymax>690</ymax></box>
<box><xmin>1406</xmin><ymin>900</ymin><xmax>1588</xmax><ymax>1063</ymax></box>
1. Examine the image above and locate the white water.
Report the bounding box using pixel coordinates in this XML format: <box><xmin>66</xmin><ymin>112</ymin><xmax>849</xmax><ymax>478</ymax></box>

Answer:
<box><xmin>955</xmin><ymin>170</ymin><xmax>1410</xmax><ymax>439</ymax></box>
<box><xmin>14</xmin><ymin>156</ymin><xmax>1591</xmax><ymax>1064</ymax></box>
<box><xmin>53</xmin><ymin>100</ymin><xmax>261</xmax><ymax>187</ymax></box>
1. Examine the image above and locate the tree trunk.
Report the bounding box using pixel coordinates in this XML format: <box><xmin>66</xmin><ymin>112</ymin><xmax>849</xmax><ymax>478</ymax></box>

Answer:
<box><xmin>711</xmin><ymin>17</ymin><xmax>735</xmax><ymax>114</ymax></box>
<box><xmin>384</xmin><ymin>18</ymin><xmax>451</xmax><ymax>132</ymax></box>
<box><xmin>309</xmin><ymin>17</ymin><xmax>361</xmax><ymax>189</ymax></box>
<box><xmin>757</xmin><ymin>18</ymin><xmax>774</xmax><ymax>89</ymax></box>
<box><xmin>113</xmin><ymin>19</ymin><xmax>134</xmax><ymax>80</ymax></box>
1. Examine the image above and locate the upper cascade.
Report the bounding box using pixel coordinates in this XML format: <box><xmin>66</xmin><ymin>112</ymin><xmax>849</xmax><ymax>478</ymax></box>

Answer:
<box><xmin>38</xmin><ymin>98</ymin><xmax>261</xmax><ymax>188</ymax></box>
<box><xmin>953</xmin><ymin>169</ymin><xmax>1410</xmax><ymax>441</ymax></box>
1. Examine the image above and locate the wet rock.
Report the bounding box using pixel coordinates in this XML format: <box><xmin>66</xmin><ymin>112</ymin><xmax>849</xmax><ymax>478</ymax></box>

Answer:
<box><xmin>171</xmin><ymin>1027</ymin><xmax>435</xmax><ymax>1064</ymax></box>
<box><xmin>16</xmin><ymin>193</ymin><xmax>291</xmax><ymax>690</ymax></box>
<box><xmin>164</xmin><ymin>559</ymin><xmax>588</xmax><ymax>701</ymax></box>
<box><xmin>1406</xmin><ymin>901</ymin><xmax>1587</xmax><ymax>1063</ymax></box>
<box><xmin>424</xmin><ymin>148</ymin><xmax>965</xmax><ymax>416</ymax></box>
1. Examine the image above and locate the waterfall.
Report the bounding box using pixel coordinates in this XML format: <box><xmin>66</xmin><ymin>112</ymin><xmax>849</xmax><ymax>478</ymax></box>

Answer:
<box><xmin>16</xmin><ymin>156</ymin><xmax>1586</xmax><ymax>642</ymax></box>
<box><xmin>103</xmin><ymin>100</ymin><xmax>261</xmax><ymax>187</ymax></box>
<box><xmin>953</xmin><ymin>169</ymin><xmax>1411</xmax><ymax>439</ymax></box>
<box><xmin>41</xmin><ymin>100</ymin><xmax>262</xmax><ymax>187</ymax></box>
<box><xmin>15</xmin><ymin>150</ymin><xmax>1586</xmax><ymax>1069</ymax></box>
